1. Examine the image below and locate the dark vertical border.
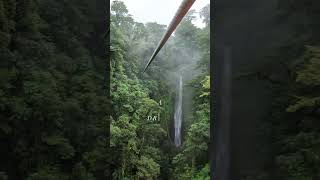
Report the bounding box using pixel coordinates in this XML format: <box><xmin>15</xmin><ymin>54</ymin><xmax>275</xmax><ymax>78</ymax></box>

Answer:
<box><xmin>210</xmin><ymin>0</ymin><xmax>288</xmax><ymax>179</ymax></box>
<box><xmin>211</xmin><ymin>0</ymin><xmax>230</xmax><ymax>179</ymax></box>
<box><xmin>101</xmin><ymin>0</ymin><xmax>111</xmax><ymax>178</ymax></box>
<box><xmin>211</xmin><ymin>0</ymin><xmax>232</xmax><ymax>177</ymax></box>
<box><xmin>106</xmin><ymin>0</ymin><xmax>111</xmax><ymax>178</ymax></box>
<box><xmin>88</xmin><ymin>0</ymin><xmax>110</xmax><ymax>178</ymax></box>
<box><xmin>210</xmin><ymin>0</ymin><xmax>215</xmax><ymax>178</ymax></box>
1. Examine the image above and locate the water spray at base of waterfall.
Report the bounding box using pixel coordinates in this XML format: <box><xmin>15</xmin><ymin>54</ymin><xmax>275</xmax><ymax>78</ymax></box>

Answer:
<box><xmin>174</xmin><ymin>76</ymin><xmax>183</xmax><ymax>147</ymax></box>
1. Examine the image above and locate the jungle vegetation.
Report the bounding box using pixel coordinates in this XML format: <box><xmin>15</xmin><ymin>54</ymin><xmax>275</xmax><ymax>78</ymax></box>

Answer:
<box><xmin>110</xmin><ymin>1</ymin><xmax>210</xmax><ymax>179</ymax></box>
<box><xmin>0</xmin><ymin>0</ymin><xmax>319</xmax><ymax>180</ymax></box>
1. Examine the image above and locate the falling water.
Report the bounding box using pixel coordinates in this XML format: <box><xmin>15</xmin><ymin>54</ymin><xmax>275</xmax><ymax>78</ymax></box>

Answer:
<box><xmin>174</xmin><ymin>76</ymin><xmax>183</xmax><ymax>147</ymax></box>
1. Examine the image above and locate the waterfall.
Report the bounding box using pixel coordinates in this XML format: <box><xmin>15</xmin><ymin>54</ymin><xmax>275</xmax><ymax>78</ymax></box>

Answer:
<box><xmin>174</xmin><ymin>76</ymin><xmax>183</xmax><ymax>147</ymax></box>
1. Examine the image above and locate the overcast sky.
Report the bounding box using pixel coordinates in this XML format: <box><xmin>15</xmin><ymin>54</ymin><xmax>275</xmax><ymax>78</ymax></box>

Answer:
<box><xmin>111</xmin><ymin>0</ymin><xmax>210</xmax><ymax>28</ymax></box>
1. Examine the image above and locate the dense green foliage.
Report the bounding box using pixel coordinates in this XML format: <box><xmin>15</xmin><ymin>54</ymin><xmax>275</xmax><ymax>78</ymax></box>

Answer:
<box><xmin>4</xmin><ymin>0</ymin><xmax>319</xmax><ymax>179</ymax></box>
<box><xmin>0</xmin><ymin>0</ymin><xmax>210</xmax><ymax>179</ymax></box>
<box><xmin>245</xmin><ymin>1</ymin><xmax>320</xmax><ymax>179</ymax></box>
<box><xmin>110</xmin><ymin>1</ymin><xmax>210</xmax><ymax>179</ymax></box>
<box><xmin>0</xmin><ymin>0</ymin><xmax>109</xmax><ymax>179</ymax></box>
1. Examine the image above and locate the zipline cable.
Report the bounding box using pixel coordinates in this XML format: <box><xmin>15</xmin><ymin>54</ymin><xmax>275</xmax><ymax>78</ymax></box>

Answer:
<box><xmin>143</xmin><ymin>0</ymin><xmax>196</xmax><ymax>73</ymax></box>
